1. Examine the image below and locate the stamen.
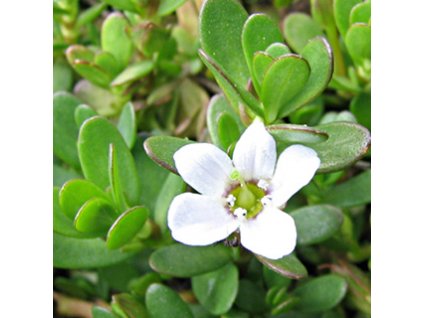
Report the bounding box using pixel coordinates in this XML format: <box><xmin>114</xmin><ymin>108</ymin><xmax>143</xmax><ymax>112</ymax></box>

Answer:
<box><xmin>234</xmin><ymin>208</ymin><xmax>247</xmax><ymax>219</ymax></box>
<box><xmin>257</xmin><ymin>179</ymin><xmax>269</xmax><ymax>190</ymax></box>
<box><xmin>226</xmin><ymin>194</ymin><xmax>236</xmax><ymax>207</ymax></box>
<box><xmin>261</xmin><ymin>195</ymin><xmax>272</xmax><ymax>207</ymax></box>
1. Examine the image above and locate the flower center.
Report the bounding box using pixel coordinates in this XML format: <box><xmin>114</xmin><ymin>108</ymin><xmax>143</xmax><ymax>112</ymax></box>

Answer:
<box><xmin>227</xmin><ymin>182</ymin><xmax>266</xmax><ymax>219</ymax></box>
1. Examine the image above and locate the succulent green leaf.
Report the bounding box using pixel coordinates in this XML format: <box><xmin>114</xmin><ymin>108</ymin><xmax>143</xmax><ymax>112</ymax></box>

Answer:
<box><xmin>350</xmin><ymin>1</ymin><xmax>371</xmax><ymax>24</ymax></box>
<box><xmin>252</xmin><ymin>52</ymin><xmax>274</xmax><ymax>92</ymax></box>
<box><xmin>53</xmin><ymin>92</ymin><xmax>82</xmax><ymax>169</ymax></box>
<box><xmin>345</xmin><ymin>23</ymin><xmax>371</xmax><ymax>66</ymax></box>
<box><xmin>111</xmin><ymin>60</ymin><xmax>154</xmax><ymax>87</ymax></box>
<box><xmin>321</xmin><ymin>170</ymin><xmax>371</xmax><ymax>207</ymax></box>
<box><xmin>53</xmin><ymin>60</ymin><xmax>73</xmax><ymax>92</ymax></box>
<box><xmin>350</xmin><ymin>92</ymin><xmax>371</xmax><ymax>129</ymax></box>
<box><xmin>74</xmin><ymin>197</ymin><xmax>117</xmax><ymax>234</ymax></box>
<box><xmin>241</xmin><ymin>13</ymin><xmax>283</xmax><ymax>77</ymax></box>
<box><xmin>146</xmin><ymin>284</ymin><xmax>194</xmax><ymax>318</ymax></box>
<box><xmin>283</xmin><ymin>13</ymin><xmax>324</xmax><ymax>53</ymax></box>
<box><xmin>149</xmin><ymin>244</ymin><xmax>233</xmax><ymax>277</ymax></box>
<box><xmin>217</xmin><ymin>113</ymin><xmax>241</xmax><ymax>151</ymax></box>
<box><xmin>200</xmin><ymin>0</ymin><xmax>250</xmax><ymax>87</ymax></box>
<box><xmin>291</xmin><ymin>205</ymin><xmax>344</xmax><ymax>245</ymax></box>
<box><xmin>53</xmin><ymin>164</ymin><xmax>82</xmax><ymax>188</ymax></box>
<box><xmin>107</xmin><ymin>206</ymin><xmax>149</xmax><ymax>250</ymax></box>
<box><xmin>92</xmin><ymin>306</ymin><xmax>118</xmax><ymax>318</ymax></box>
<box><xmin>282</xmin><ymin>37</ymin><xmax>333</xmax><ymax>116</ymax></box>
<box><xmin>289</xmin><ymin>97</ymin><xmax>324</xmax><ymax>126</ymax></box>
<box><xmin>334</xmin><ymin>0</ymin><xmax>361</xmax><ymax>38</ymax></box>
<box><xmin>74</xmin><ymin>104</ymin><xmax>97</xmax><ymax>127</ymax></box>
<box><xmin>235</xmin><ymin>279</ymin><xmax>267</xmax><ymax>314</ymax></box>
<box><xmin>158</xmin><ymin>0</ymin><xmax>187</xmax><ymax>16</ymax></box>
<box><xmin>112</xmin><ymin>293</ymin><xmax>149</xmax><ymax>318</ymax></box>
<box><xmin>192</xmin><ymin>263</ymin><xmax>239</xmax><ymax>315</ymax></box>
<box><xmin>265</xmin><ymin>42</ymin><xmax>291</xmax><ymax>58</ymax></box>
<box><xmin>154</xmin><ymin>173</ymin><xmax>186</xmax><ymax>233</ymax></box>
<box><xmin>78</xmin><ymin>116</ymin><xmax>140</xmax><ymax>205</ymax></box>
<box><xmin>143</xmin><ymin>136</ymin><xmax>194</xmax><ymax>174</ymax></box>
<box><xmin>53</xmin><ymin>233</ymin><xmax>134</xmax><ymax>269</ymax></box>
<box><xmin>59</xmin><ymin>179</ymin><xmax>110</xmax><ymax>220</ymax></box>
<box><xmin>256</xmin><ymin>253</ymin><xmax>308</xmax><ymax>280</ymax></box>
<box><xmin>76</xmin><ymin>2</ymin><xmax>107</xmax><ymax>28</ymax></box>
<box><xmin>117</xmin><ymin>102</ymin><xmax>137</xmax><ymax>149</ymax></box>
<box><xmin>293</xmin><ymin>274</ymin><xmax>348</xmax><ymax>313</ymax></box>
<box><xmin>101</xmin><ymin>13</ymin><xmax>133</xmax><ymax>71</ymax></box>
<box><xmin>207</xmin><ymin>94</ymin><xmax>245</xmax><ymax>150</ymax></box>
<box><xmin>262</xmin><ymin>55</ymin><xmax>310</xmax><ymax>122</ymax></box>
<box><xmin>267</xmin><ymin>124</ymin><xmax>328</xmax><ymax>147</ymax></box>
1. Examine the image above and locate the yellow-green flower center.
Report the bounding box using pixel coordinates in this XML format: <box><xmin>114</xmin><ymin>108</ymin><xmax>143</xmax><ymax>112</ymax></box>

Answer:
<box><xmin>229</xmin><ymin>183</ymin><xmax>266</xmax><ymax>219</ymax></box>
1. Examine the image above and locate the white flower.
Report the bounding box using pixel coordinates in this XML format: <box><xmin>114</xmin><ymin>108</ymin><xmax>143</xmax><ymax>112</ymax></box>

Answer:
<box><xmin>167</xmin><ymin>120</ymin><xmax>320</xmax><ymax>259</ymax></box>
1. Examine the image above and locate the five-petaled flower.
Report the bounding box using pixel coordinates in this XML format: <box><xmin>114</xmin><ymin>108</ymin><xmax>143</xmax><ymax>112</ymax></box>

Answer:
<box><xmin>168</xmin><ymin>120</ymin><xmax>320</xmax><ymax>259</ymax></box>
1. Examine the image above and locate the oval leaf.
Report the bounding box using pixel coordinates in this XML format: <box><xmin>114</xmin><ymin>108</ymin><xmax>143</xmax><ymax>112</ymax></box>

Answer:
<box><xmin>117</xmin><ymin>102</ymin><xmax>137</xmax><ymax>149</ymax></box>
<box><xmin>252</xmin><ymin>52</ymin><xmax>274</xmax><ymax>90</ymax></box>
<box><xmin>283</xmin><ymin>13</ymin><xmax>324</xmax><ymax>53</ymax></box>
<box><xmin>107</xmin><ymin>206</ymin><xmax>149</xmax><ymax>250</ymax></box>
<box><xmin>293</xmin><ymin>274</ymin><xmax>348</xmax><ymax>313</ymax></box>
<box><xmin>146</xmin><ymin>283</ymin><xmax>194</xmax><ymax>318</ymax></box>
<box><xmin>74</xmin><ymin>197</ymin><xmax>117</xmax><ymax>234</ymax></box>
<box><xmin>78</xmin><ymin>116</ymin><xmax>140</xmax><ymax>205</ymax></box>
<box><xmin>345</xmin><ymin>23</ymin><xmax>371</xmax><ymax>66</ymax></box>
<box><xmin>334</xmin><ymin>0</ymin><xmax>362</xmax><ymax>37</ymax></box>
<box><xmin>262</xmin><ymin>55</ymin><xmax>310</xmax><ymax>122</ymax></box>
<box><xmin>256</xmin><ymin>253</ymin><xmax>308</xmax><ymax>279</ymax></box>
<box><xmin>111</xmin><ymin>60</ymin><xmax>154</xmax><ymax>87</ymax></box>
<box><xmin>291</xmin><ymin>205</ymin><xmax>344</xmax><ymax>245</ymax></box>
<box><xmin>217</xmin><ymin>113</ymin><xmax>241</xmax><ymax>151</ymax></box>
<box><xmin>235</xmin><ymin>279</ymin><xmax>267</xmax><ymax>314</ymax></box>
<box><xmin>53</xmin><ymin>233</ymin><xmax>134</xmax><ymax>269</ymax></box>
<box><xmin>149</xmin><ymin>244</ymin><xmax>233</xmax><ymax>277</ymax></box>
<box><xmin>192</xmin><ymin>263</ymin><xmax>239</xmax><ymax>315</ymax></box>
<box><xmin>265</xmin><ymin>42</ymin><xmax>291</xmax><ymax>58</ymax></box>
<box><xmin>74</xmin><ymin>104</ymin><xmax>97</xmax><ymax>127</ymax></box>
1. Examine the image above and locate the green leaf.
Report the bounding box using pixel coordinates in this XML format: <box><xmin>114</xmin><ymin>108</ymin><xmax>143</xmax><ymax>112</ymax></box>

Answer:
<box><xmin>198</xmin><ymin>50</ymin><xmax>263</xmax><ymax>117</ymax></box>
<box><xmin>345</xmin><ymin>23</ymin><xmax>371</xmax><ymax>66</ymax></box>
<box><xmin>74</xmin><ymin>197</ymin><xmax>117</xmax><ymax>234</ymax></box>
<box><xmin>66</xmin><ymin>45</ymin><xmax>113</xmax><ymax>88</ymax></box>
<box><xmin>255</xmin><ymin>253</ymin><xmax>308</xmax><ymax>279</ymax></box>
<box><xmin>289</xmin><ymin>97</ymin><xmax>324</xmax><ymax>126</ymax></box>
<box><xmin>350</xmin><ymin>92</ymin><xmax>371</xmax><ymax>129</ymax></box>
<box><xmin>293</xmin><ymin>274</ymin><xmax>347</xmax><ymax>313</ymax></box>
<box><xmin>149</xmin><ymin>244</ymin><xmax>233</xmax><ymax>277</ymax></box>
<box><xmin>350</xmin><ymin>0</ymin><xmax>371</xmax><ymax>24</ymax></box>
<box><xmin>200</xmin><ymin>0</ymin><xmax>249</xmax><ymax>87</ymax></box>
<box><xmin>78</xmin><ymin>116</ymin><xmax>140</xmax><ymax>205</ymax></box>
<box><xmin>53</xmin><ymin>233</ymin><xmax>134</xmax><ymax>269</ymax></box>
<box><xmin>53</xmin><ymin>187</ymin><xmax>93</xmax><ymax>238</ymax></box>
<box><xmin>334</xmin><ymin>0</ymin><xmax>361</xmax><ymax>38</ymax></box>
<box><xmin>312</xmin><ymin>121</ymin><xmax>370</xmax><ymax>173</ymax></box>
<box><xmin>143</xmin><ymin>136</ymin><xmax>194</xmax><ymax>174</ymax></box>
<box><xmin>129</xmin><ymin>272</ymin><xmax>162</xmax><ymax>298</ymax></box>
<box><xmin>59</xmin><ymin>179</ymin><xmax>110</xmax><ymax>220</ymax></box>
<box><xmin>76</xmin><ymin>2</ymin><xmax>107</xmax><ymax>28</ymax></box>
<box><xmin>92</xmin><ymin>306</ymin><xmax>118</xmax><ymax>318</ymax></box>
<box><xmin>217</xmin><ymin>113</ymin><xmax>241</xmax><ymax>151</ymax></box>
<box><xmin>192</xmin><ymin>263</ymin><xmax>239</xmax><ymax>315</ymax></box>
<box><xmin>53</xmin><ymin>164</ymin><xmax>81</xmax><ymax>187</ymax></box>
<box><xmin>146</xmin><ymin>284</ymin><xmax>193</xmax><ymax>318</ymax></box>
<box><xmin>263</xmin><ymin>266</ymin><xmax>291</xmax><ymax>289</ymax></box>
<box><xmin>262</xmin><ymin>55</ymin><xmax>310</xmax><ymax>122</ymax></box>
<box><xmin>111</xmin><ymin>60</ymin><xmax>154</xmax><ymax>87</ymax></box>
<box><xmin>108</xmin><ymin>144</ymin><xmax>127</xmax><ymax>211</ymax></box>
<box><xmin>112</xmin><ymin>293</ymin><xmax>149</xmax><ymax>318</ymax></box>
<box><xmin>102</xmin><ymin>0</ymin><xmax>140</xmax><ymax>13</ymax></box>
<box><xmin>282</xmin><ymin>37</ymin><xmax>333</xmax><ymax>116</ymax></box>
<box><xmin>283</xmin><ymin>13</ymin><xmax>324</xmax><ymax>53</ymax></box>
<box><xmin>252</xmin><ymin>52</ymin><xmax>274</xmax><ymax>91</ymax></box>
<box><xmin>133</xmin><ymin>137</ymin><xmax>170</xmax><ymax>212</ymax></box>
<box><xmin>207</xmin><ymin>94</ymin><xmax>244</xmax><ymax>150</ymax></box>
<box><xmin>53</xmin><ymin>60</ymin><xmax>73</xmax><ymax>92</ymax></box>
<box><xmin>107</xmin><ymin>206</ymin><xmax>149</xmax><ymax>249</ymax></box>
<box><xmin>158</xmin><ymin>0</ymin><xmax>187</xmax><ymax>16</ymax></box>
<box><xmin>291</xmin><ymin>205</ymin><xmax>344</xmax><ymax>245</ymax></box>
<box><xmin>101</xmin><ymin>13</ymin><xmax>133</xmax><ymax>71</ymax></box>
<box><xmin>241</xmin><ymin>13</ymin><xmax>283</xmax><ymax>89</ymax></box>
<box><xmin>53</xmin><ymin>92</ymin><xmax>81</xmax><ymax>169</ymax></box>
<box><xmin>265</xmin><ymin>42</ymin><xmax>291</xmax><ymax>58</ymax></box>
<box><xmin>117</xmin><ymin>102</ymin><xmax>137</xmax><ymax>149</ymax></box>
<box><xmin>154</xmin><ymin>173</ymin><xmax>186</xmax><ymax>233</ymax></box>
<box><xmin>234</xmin><ymin>279</ymin><xmax>267</xmax><ymax>314</ymax></box>
<box><xmin>268</xmin><ymin>124</ymin><xmax>328</xmax><ymax>147</ymax></box>
<box><xmin>321</xmin><ymin>170</ymin><xmax>371</xmax><ymax>207</ymax></box>
<box><xmin>74</xmin><ymin>104</ymin><xmax>97</xmax><ymax>127</ymax></box>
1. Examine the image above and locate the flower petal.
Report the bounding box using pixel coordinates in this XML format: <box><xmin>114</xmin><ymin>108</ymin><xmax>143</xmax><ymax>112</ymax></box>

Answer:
<box><xmin>233</xmin><ymin>120</ymin><xmax>276</xmax><ymax>181</ymax></box>
<box><xmin>174</xmin><ymin>143</ymin><xmax>233</xmax><ymax>196</ymax></box>
<box><xmin>168</xmin><ymin>193</ymin><xmax>239</xmax><ymax>246</ymax></box>
<box><xmin>240</xmin><ymin>206</ymin><xmax>296</xmax><ymax>259</ymax></box>
<box><xmin>271</xmin><ymin>145</ymin><xmax>320</xmax><ymax>207</ymax></box>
